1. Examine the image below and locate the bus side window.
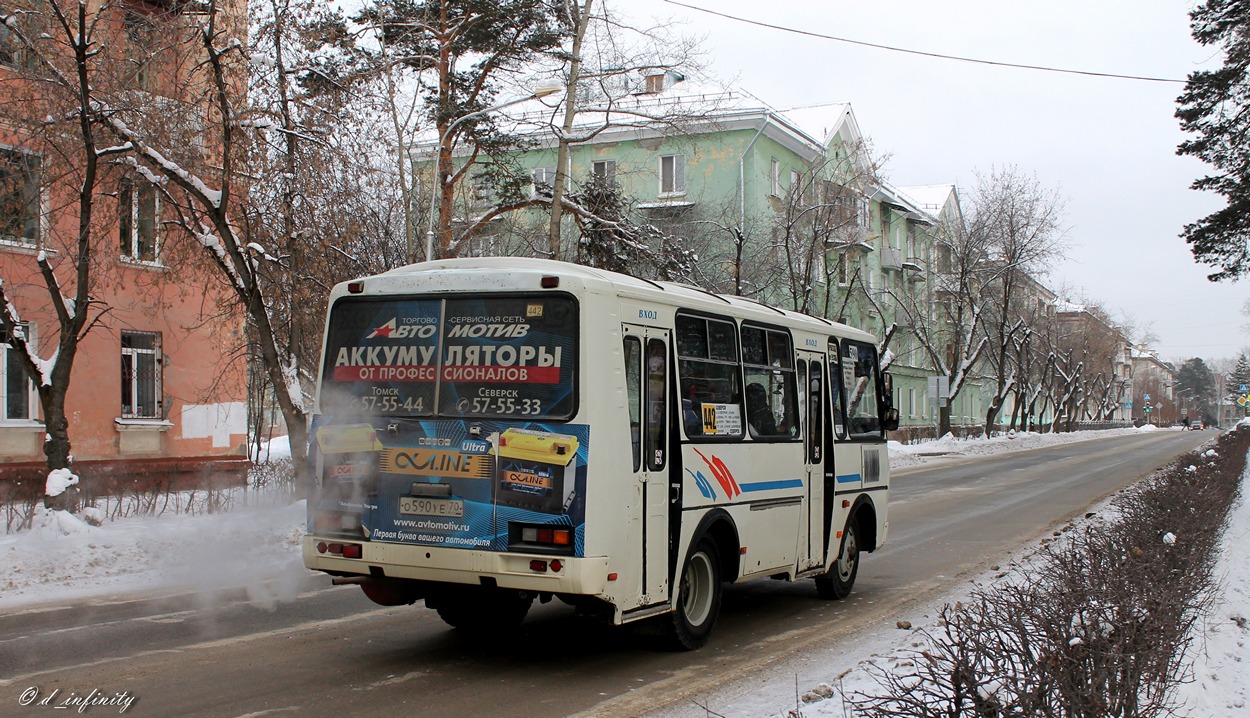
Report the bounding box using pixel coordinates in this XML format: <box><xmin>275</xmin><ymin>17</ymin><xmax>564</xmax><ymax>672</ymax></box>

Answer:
<box><xmin>741</xmin><ymin>325</ymin><xmax>799</xmax><ymax>440</ymax></box>
<box><xmin>675</xmin><ymin>314</ymin><xmax>742</xmax><ymax>439</ymax></box>
<box><xmin>808</xmin><ymin>362</ymin><xmax>823</xmax><ymax>463</ymax></box>
<box><xmin>845</xmin><ymin>341</ymin><xmax>882</xmax><ymax>438</ymax></box>
<box><xmin>797</xmin><ymin>360</ymin><xmax>808</xmax><ymax>444</ymax></box>
<box><xmin>623</xmin><ymin>336</ymin><xmax>642</xmax><ymax>471</ymax></box>
<box><xmin>829</xmin><ymin>342</ymin><xmax>846</xmax><ymax>439</ymax></box>
<box><xmin>645</xmin><ymin>338</ymin><xmax>667</xmax><ymax>470</ymax></box>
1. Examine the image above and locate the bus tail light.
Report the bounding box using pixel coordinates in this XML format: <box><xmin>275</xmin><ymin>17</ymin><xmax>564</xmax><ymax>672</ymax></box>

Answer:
<box><xmin>541</xmin><ymin>276</ymin><xmax>560</xmax><ymax>288</ymax></box>
<box><xmin>318</xmin><ymin>541</ymin><xmax>364</xmax><ymax>559</ymax></box>
<box><xmin>521</xmin><ymin>526</ymin><xmax>572</xmax><ymax>545</ymax></box>
<box><xmin>510</xmin><ymin>523</ymin><xmax>575</xmax><ymax>554</ymax></box>
<box><xmin>347</xmin><ymin>281</ymin><xmax>364</xmax><ymax>293</ymax></box>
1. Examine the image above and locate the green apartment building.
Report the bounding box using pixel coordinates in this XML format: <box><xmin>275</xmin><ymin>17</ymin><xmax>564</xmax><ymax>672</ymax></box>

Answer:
<box><xmin>439</xmin><ymin>72</ymin><xmax>993</xmax><ymax>435</ymax></box>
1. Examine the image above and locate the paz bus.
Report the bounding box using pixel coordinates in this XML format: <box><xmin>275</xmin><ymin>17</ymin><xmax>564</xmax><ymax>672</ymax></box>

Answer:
<box><xmin>303</xmin><ymin>257</ymin><xmax>898</xmax><ymax>649</ymax></box>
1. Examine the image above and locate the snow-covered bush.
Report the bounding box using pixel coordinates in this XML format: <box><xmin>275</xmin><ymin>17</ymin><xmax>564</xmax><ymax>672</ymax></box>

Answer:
<box><xmin>852</xmin><ymin>428</ymin><xmax>1249</xmax><ymax>717</ymax></box>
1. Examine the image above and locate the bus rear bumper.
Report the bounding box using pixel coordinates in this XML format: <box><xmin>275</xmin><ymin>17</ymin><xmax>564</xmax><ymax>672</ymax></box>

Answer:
<box><xmin>302</xmin><ymin>535</ymin><xmax>611</xmax><ymax>595</ymax></box>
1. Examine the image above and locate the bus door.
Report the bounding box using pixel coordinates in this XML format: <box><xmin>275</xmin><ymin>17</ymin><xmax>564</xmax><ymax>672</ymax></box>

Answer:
<box><xmin>622</xmin><ymin>324</ymin><xmax>671</xmax><ymax>602</ymax></box>
<box><xmin>797</xmin><ymin>351</ymin><xmax>826</xmax><ymax>571</ymax></box>
<box><xmin>827</xmin><ymin>342</ymin><xmax>860</xmax><ymax>559</ymax></box>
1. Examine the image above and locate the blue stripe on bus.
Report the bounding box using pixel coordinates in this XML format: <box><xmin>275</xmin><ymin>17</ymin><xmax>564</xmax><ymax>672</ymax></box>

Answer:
<box><xmin>836</xmin><ymin>474</ymin><xmax>862</xmax><ymax>484</ymax></box>
<box><xmin>738</xmin><ymin>479</ymin><xmax>805</xmax><ymax>492</ymax></box>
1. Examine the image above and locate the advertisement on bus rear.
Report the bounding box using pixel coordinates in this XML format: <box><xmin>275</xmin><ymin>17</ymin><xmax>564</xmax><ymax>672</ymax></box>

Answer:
<box><xmin>320</xmin><ymin>295</ymin><xmax>577</xmax><ymax>421</ymax></box>
<box><xmin>314</xmin><ymin>418</ymin><xmax>590</xmax><ymax>555</ymax></box>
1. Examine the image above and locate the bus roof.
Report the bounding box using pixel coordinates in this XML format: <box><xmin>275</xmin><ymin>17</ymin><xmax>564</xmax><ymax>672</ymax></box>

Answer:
<box><xmin>338</xmin><ymin>257</ymin><xmax>877</xmax><ymax>343</ymax></box>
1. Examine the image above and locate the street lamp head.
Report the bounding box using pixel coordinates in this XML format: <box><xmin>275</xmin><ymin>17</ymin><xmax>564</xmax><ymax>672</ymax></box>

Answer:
<box><xmin>531</xmin><ymin>79</ymin><xmax>565</xmax><ymax>100</ymax></box>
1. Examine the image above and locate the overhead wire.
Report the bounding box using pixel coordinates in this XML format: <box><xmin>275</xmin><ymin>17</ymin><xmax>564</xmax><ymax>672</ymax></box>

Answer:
<box><xmin>663</xmin><ymin>0</ymin><xmax>1189</xmax><ymax>85</ymax></box>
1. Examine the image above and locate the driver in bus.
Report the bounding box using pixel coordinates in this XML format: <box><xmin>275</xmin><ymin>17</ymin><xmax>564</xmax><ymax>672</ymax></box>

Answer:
<box><xmin>746</xmin><ymin>383</ymin><xmax>777</xmax><ymax>436</ymax></box>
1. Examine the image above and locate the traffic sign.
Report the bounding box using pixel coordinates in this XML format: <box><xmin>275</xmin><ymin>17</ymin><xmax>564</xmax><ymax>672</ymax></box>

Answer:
<box><xmin>1143</xmin><ymin>393</ymin><xmax>1151</xmax><ymax>401</ymax></box>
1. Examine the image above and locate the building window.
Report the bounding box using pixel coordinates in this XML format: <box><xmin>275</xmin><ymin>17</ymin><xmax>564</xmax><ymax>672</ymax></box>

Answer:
<box><xmin>591</xmin><ymin>159</ymin><xmax>616</xmax><ymax>185</ymax></box>
<box><xmin>836</xmin><ymin>252</ymin><xmax>850</xmax><ymax>286</ymax></box>
<box><xmin>0</xmin><ymin>147</ymin><xmax>40</xmax><ymax>245</ymax></box>
<box><xmin>0</xmin><ymin>8</ymin><xmax>43</xmax><ymax>71</ymax></box>
<box><xmin>790</xmin><ymin>169</ymin><xmax>800</xmax><ymax>197</ymax></box>
<box><xmin>770</xmin><ymin>157</ymin><xmax>780</xmax><ymax>196</ymax></box>
<box><xmin>659</xmin><ymin>154</ymin><xmax>685</xmax><ymax>195</ymax></box>
<box><xmin>121</xmin><ymin>331</ymin><xmax>161</xmax><ymax>419</ymax></box>
<box><xmin>644</xmin><ymin>73</ymin><xmax>664</xmax><ymax>93</ymax></box>
<box><xmin>936</xmin><ymin>243</ymin><xmax>953</xmax><ymax>273</ymax></box>
<box><xmin>125</xmin><ymin>12</ymin><xmax>157</xmax><ymax>93</ymax></box>
<box><xmin>1</xmin><ymin>323</ymin><xmax>34</xmax><ymax>420</ymax></box>
<box><xmin>0</xmin><ymin>17</ymin><xmax>23</xmax><ymax>68</ymax></box>
<box><xmin>531</xmin><ymin>166</ymin><xmax>556</xmax><ymax>191</ymax></box>
<box><xmin>120</xmin><ymin>177</ymin><xmax>159</xmax><ymax>262</ymax></box>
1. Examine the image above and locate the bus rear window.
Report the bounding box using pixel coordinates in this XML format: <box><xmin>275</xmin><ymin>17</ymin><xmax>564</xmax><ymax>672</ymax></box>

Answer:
<box><xmin>321</xmin><ymin>295</ymin><xmax>577</xmax><ymax>420</ymax></box>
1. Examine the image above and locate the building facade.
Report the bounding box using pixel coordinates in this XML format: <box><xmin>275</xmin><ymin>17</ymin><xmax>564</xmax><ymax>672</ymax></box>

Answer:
<box><xmin>0</xmin><ymin>0</ymin><xmax>249</xmax><ymax>499</ymax></box>
<box><xmin>437</xmin><ymin>71</ymin><xmax>1151</xmax><ymax>438</ymax></box>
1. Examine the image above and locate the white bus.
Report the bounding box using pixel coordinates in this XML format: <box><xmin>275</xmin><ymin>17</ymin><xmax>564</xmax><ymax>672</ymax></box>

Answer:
<box><xmin>304</xmin><ymin>258</ymin><xmax>897</xmax><ymax>649</ymax></box>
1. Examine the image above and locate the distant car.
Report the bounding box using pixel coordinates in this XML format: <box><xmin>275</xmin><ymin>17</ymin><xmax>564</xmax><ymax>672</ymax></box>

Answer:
<box><xmin>1190</xmin><ymin>420</ymin><xmax>1205</xmax><ymax>430</ymax></box>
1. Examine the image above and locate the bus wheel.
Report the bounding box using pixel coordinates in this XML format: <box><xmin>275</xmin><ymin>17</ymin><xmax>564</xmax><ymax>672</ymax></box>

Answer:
<box><xmin>663</xmin><ymin>538</ymin><xmax>722</xmax><ymax>650</ymax></box>
<box><xmin>433</xmin><ymin>587</ymin><xmax>534</xmax><ymax>632</ymax></box>
<box><xmin>816</xmin><ymin>519</ymin><xmax>859</xmax><ymax>600</ymax></box>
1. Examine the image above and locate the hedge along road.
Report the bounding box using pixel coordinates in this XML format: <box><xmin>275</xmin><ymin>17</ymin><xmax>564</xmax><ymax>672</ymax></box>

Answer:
<box><xmin>0</xmin><ymin>429</ymin><xmax>1212</xmax><ymax>718</ymax></box>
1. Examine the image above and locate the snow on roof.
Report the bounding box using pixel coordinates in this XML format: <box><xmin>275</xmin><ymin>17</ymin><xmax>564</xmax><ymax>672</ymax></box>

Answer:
<box><xmin>1055</xmin><ymin>298</ymin><xmax>1087</xmax><ymax>314</ymax></box>
<box><xmin>775</xmin><ymin>101</ymin><xmax>855</xmax><ymax>146</ymax></box>
<box><xmin>897</xmin><ymin>184</ymin><xmax>956</xmax><ymax>216</ymax></box>
<box><xmin>428</xmin><ymin>76</ymin><xmax>847</xmax><ymax>159</ymax></box>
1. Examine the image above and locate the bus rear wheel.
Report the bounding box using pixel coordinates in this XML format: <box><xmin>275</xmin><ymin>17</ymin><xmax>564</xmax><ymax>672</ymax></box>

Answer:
<box><xmin>663</xmin><ymin>537</ymin><xmax>722</xmax><ymax>650</ymax></box>
<box><xmin>815</xmin><ymin>519</ymin><xmax>859</xmax><ymax>600</ymax></box>
<box><xmin>432</xmin><ymin>586</ymin><xmax>534</xmax><ymax>633</ymax></box>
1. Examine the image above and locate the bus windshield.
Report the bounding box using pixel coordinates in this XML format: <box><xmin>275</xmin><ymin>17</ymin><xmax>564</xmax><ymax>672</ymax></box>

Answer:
<box><xmin>320</xmin><ymin>294</ymin><xmax>578</xmax><ymax>420</ymax></box>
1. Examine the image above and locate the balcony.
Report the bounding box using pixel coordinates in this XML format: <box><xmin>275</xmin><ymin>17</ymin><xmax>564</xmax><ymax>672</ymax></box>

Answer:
<box><xmin>880</xmin><ymin>246</ymin><xmax>903</xmax><ymax>271</ymax></box>
<box><xmin>902</xmin><ymin>256</ymin><xmax>927</xmax><ymax>280</ymax></box>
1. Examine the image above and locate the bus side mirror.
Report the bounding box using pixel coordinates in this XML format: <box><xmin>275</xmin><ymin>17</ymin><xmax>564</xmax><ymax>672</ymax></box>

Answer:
<box><xmin>883</xmin><ymin>407</ymin><xmax>900</xmax><ymax>432</ymax></box>
<box><xmin>881</xmin><ymin>372</ymin><xmax>899</xmax><ymax>432</ymax></box>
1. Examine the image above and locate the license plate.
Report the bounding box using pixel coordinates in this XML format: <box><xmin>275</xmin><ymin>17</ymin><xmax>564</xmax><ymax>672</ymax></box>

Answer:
<box><xmin>399</xmin><ymin>496</ymin><xmax>464</xmax><ymax>517</ymax></box>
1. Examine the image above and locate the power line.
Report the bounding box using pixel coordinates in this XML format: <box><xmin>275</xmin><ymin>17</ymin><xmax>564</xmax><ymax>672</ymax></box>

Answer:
<box><xmin>663</xmin><ymin>0</ymin><xmax>1188</xmax><ymax>85</ymax></box>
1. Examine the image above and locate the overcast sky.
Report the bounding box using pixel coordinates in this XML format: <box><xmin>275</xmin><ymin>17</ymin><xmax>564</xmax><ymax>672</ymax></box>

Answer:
<box><xmin>617</xmin><ymin>0</ymin><xmax>1243</xmax><ymax>364</ymax></box>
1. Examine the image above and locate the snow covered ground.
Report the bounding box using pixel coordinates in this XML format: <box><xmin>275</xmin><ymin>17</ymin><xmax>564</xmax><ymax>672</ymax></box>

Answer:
<box><xmin>0</xmin><ymin>426</ymin><xmax>1244</xmax><ymax>716</ymax></box>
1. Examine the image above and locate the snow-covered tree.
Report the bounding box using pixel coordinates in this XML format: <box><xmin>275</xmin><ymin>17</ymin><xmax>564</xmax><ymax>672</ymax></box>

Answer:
<box><xmin>772</xmin><ymin>144</ymin><xmax>883</xmax><ymax>315</ymax></box>
<box><xmin>352</xmin><ymin>0</ymin><xmax>568</xmax><ymax>261</ymax></box>
<box><xmin>0</xmin><ymin>0</ymin><xmax>133</xmax><ymax>509</ymax></box>
<box><xmin>1175</xmin><ymin>0</ymin><xmax>1250</xmax><ymax>281</ymax></box>
<box><xmin>890</xmin><ymin>213</ymin><xmax>989</xmax><ymax>437</ymax></box>
<box><xmin>88</xmin><ymin>0</ymin><xmax>365</xmax><ymax>485</ymax></box>
<box><xmin>967</xmin><ymin>166</ymin><xmax>1065</xmax><ymax>434</ymax></box>
<box><xmin>1176</xmin><ymin>357</ymin><xmax>1217</xmax><ymax>422</ymax></box>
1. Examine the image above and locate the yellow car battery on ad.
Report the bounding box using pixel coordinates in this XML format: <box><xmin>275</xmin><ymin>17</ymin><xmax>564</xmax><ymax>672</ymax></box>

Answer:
<box><xmin>496</xmin><ymin>428</ymin><xmax>581</xmax><ymax>513</ymax></box>
<box><xmin>311</xmin><ymin>423</ymin><xmax>385</xmax><ymax>536</ymax></box>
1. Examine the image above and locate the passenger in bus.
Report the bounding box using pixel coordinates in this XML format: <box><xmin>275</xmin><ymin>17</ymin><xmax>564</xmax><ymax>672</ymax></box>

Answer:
<box><xmin>746</xmin><ymin>383</ymin><xmax>777</xmax><ymax>436</ymax></box>
<box><xmin>682</xmin><ymin>399</ymin><xmax>703</xmax><ymax>437</ymax></box>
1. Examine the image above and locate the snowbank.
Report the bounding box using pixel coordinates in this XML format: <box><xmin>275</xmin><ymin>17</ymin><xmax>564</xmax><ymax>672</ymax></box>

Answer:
<box><xmin>0</xmin><ymin>501</ymin><xmax>309</xmax><ymax>610</ymax></box>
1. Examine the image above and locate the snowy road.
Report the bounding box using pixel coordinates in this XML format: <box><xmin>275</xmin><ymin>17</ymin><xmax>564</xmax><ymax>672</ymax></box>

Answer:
<box><xmin>0</xmin><ymin>429</ymin><xmax>1210</xmax><ymax>718</ymax></box>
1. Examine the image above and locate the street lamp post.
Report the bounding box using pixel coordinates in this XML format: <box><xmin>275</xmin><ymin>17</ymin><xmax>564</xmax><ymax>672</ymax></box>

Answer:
<box><xmin>420</xmin><ymin>81</ymin><xmax>564</xmax><ymax>264</ymax></box>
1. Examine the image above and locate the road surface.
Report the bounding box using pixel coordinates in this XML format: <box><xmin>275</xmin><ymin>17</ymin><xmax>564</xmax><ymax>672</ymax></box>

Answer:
<box><xmin>0</xmin><ymin>429</ymin><xmax>1212</xmax><ymax>717</ymax></box>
